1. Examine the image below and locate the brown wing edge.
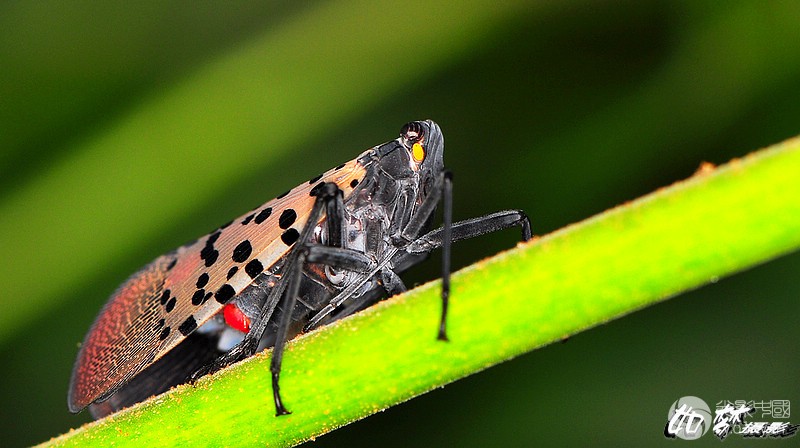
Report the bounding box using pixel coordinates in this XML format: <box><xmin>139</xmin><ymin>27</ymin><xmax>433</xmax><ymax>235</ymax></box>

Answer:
<box><xmin>68</xmin><ymin>254</ymin><xmax>175</xmax><ymax>413</ymax></box>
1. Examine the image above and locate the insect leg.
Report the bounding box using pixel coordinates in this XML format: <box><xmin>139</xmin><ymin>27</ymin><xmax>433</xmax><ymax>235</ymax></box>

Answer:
<box><xmin>407</xmin><ymin>208</ymin><xmax>531</xmax><ymax>339</ymax></box>
<box><xmin>269</xmin><ymin>245</ymin><xmax>305</xmax><ymax>415</ymax></box>
<box><xmin>303</xmin><ymin>266</ymin><xmax>405</xmax><ymax>331</ymax></box>
<box><xmin>401</xmin><ymin>169</ymin><xmax>531</xmax><ymax>340</ymax></box>
<box><xmin>315</xmin><ymin>267</ymin><xmax>406</xmax><ymax>326</ymax></box>
<box><xmin>397</xmin><ymin>171</ymin><xmax>448</xmax><ymax>243</ymax></box>
<box><xmin>307</xmin><ymin>209</ymin><xmax>408</xmax><ymax>324</ymax></box>
<box><xmin>324</xmin><ymin>185</ymin><xmax>345</xmax><ymax>248</ymax></box>
<box><xmin>269</xmin><ymin>182</ymin><xmax>342</xmax><ymax>415</ymax></box>
<box><xmin>380</xmin><ymin>268</ymin><xmax>408</xmax><ymax>296</ymax></box>
<box><xmin>188</xmin><ymin>278</ymin><xmax>289</xmax><ymax>381</ymax></box>
<box><xmin>392</xmin><ymin>171</ymin><xmax>453</xmax><ymax>339</ymax></box>
<box><xmin>407</xmin><ymin>210</ymin><xmax>532</xmax><ymax>254</ymax></box>
<box><xmin>439</xmin><ymin>171</ymin><xmax>452</xmax><ymax>341</ymax></box>
<box><xmin>305</xmin><ymin>245</ymin><xmax>373</xmax><ymax>272</ymax></box>
<box><xmin>189</xmin><ymin>183</ymin><xmax>339</xmax><ymax>416</ymax></box>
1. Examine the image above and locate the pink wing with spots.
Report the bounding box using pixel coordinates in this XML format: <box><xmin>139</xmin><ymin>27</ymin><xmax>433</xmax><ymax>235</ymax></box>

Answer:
<box><xmin>69</xmin><ymin>157</ymin><xmax>367</xmax><ymax>412</ymax></box>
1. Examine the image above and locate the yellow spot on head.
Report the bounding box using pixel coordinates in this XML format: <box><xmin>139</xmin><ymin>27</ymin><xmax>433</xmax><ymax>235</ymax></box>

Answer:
<box><xmin>412</xmin><ymin>142</ymin><xmax>425</xmax><ymax>162</ymax></box>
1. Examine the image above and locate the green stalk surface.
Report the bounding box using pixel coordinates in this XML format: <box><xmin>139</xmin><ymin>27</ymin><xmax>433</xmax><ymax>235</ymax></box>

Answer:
<box><xmin>42</xmin><ymin>137</ymin><xmax>800</xmax><ymax>447</ymax></box>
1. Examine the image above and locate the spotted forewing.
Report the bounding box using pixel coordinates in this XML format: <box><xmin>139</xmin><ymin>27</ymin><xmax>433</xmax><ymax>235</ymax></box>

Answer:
<box><xmin>69</xmin><ymin>159</ymin><xmax>366</xmax><ymax>412</ymax></box>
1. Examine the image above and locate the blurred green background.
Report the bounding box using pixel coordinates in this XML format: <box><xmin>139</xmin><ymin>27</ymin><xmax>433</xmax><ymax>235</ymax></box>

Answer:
<box><xmin>1</xmin><ymin>1</ymin><xmax>798</xmax><ymax>446</ymax></box>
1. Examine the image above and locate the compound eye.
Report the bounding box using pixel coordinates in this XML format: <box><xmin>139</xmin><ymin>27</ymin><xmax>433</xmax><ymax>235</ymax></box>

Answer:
<box><xmin>400</xmin><ymin>121</ymin><xmax>425</xmax><ymax>144</ymax></box>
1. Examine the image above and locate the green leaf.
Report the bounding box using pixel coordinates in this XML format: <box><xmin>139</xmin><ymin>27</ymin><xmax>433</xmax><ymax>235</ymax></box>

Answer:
<box><xmin>40</xmin><ymin>135</ymin><xmax>800</xmax><ymax>447</ymax></box>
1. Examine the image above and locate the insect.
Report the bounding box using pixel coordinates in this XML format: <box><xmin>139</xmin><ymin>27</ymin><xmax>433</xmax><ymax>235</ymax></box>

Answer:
<box><xmin>68</xmin><ymin>120</ymin><xmax>531</xmax><ymax>418</ymax></box>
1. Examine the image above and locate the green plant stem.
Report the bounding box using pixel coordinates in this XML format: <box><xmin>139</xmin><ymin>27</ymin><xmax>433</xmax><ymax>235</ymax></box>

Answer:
<box><xmin>41</xmin><ymin>137</ymin><xmax>800</xmax><ymax>447</ymax></box>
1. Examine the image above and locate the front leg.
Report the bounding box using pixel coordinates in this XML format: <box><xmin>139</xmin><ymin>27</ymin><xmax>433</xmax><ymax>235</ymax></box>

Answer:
<box><xmin>397</xmin><ymin>170</ymin><xmax>533</xmax><ymax>341</ymax></box>
<box><xmin>266</xmin><ymin>182</ymin><xmax>344</xmax><ymax>415</ymax></box>
<box><xmin>407</xmin><ymin>210</ymin><xmax>532</xmax><ymax>254</ymax></box>
<box><xmin>392</xmin><ymin>171</ymin><xmax>453</xmax><ymax>340</ymax></box>
<box><xmin>409</xmin><ymin>208</ymin><xmax>531</xmax><ymax>340</ymax></box>
<box><xmin>189</xmin><ymin>183</ymin><xmax>343</xmax><ymax>416</ymax></box>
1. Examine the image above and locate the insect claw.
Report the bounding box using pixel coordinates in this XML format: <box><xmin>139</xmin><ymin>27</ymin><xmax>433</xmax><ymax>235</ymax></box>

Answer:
<box><xmin>188</xmin><ymin>366</ymin><xmax>210</xmax><ymax>384</ymax></box>
<box><xmin>271</xmin><ymin>370</ymin><xmax>292</xmax><ymax>416</ymax></box>
<box><xmin>437</xmin><ymin>325</ymin><xmax>449</xmax><ymax>342</ymax></box>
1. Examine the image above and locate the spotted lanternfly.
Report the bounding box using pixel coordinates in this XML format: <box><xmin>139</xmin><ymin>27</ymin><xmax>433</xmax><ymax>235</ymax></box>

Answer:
<box><xmin>68</xmin><ymin>120</ymin><xmax>531</xmax><ymax>418</ymax></box>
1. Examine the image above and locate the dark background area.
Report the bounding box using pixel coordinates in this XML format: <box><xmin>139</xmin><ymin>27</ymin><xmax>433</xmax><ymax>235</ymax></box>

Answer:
<box><xmin>1</xmin><ymin>1</ymin><xmax>797</xmax><ymax>446</ymax></box>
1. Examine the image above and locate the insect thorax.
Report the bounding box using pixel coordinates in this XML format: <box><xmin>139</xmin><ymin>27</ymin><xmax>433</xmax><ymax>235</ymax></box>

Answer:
<box><xmin>200</xmin><ymin>142</ymin><xmax>434</xmax><ymax>353</ymax></box>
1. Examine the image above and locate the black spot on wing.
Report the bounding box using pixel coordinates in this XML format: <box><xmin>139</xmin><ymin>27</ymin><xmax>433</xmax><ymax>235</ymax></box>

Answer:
<box><xmin>196</xmin><ymin>273</ymin><xmax>209</xmax><ymax>288</ymax></box>
<box><xmin>165</xmin><ymin>296</ymin><xmax>177</xmax><ymax>313</ymax></box>
<box><xmin>215</xmin><ymin>284</ymin><xmax>236</xmax><ymax>304</ymax></box>
<box><xmin>309</xmin><ymin>182</ymin><xmax>325</xmax><ymax>197</ymax></box>
<box><xmin>245</xmin><ymin>259</ymin><xmax>264</xmax><ymax>279</ymax></box>
<box><xmin>227</xmin><ymin>266</ymin><xmax>238</xmax><ymax>279</ymax></box>
<box><xmin>178</xmin><ymin>317</ymin><xmax>197</xmax><ymax>336</ymax></box>
<box><xmin>201</xmin><ymin>231</ymin><xmax>222</xmax><ymax>267</ymax></box>
<box><xmin>279</xmin><ymin>209</ymin><xmax>297</xmax><ymax>229</ymax></box>
<box><xmin>159</xmin><ymin>290</ymin><xmax>171</xmax><ymax>305</ymax></box>
<box><xmin>241</xmin><ymin>213</ymin><xmax>255</xmax><ymax>225</ymax></box>
<box><xmin>232</xmin><ymin>240</ymin><xmax>252</xmax><ymax>263</ymax></box>
<box><xmin>254</xmin><ymin>207</ymin><xmax>272</xmax><ymax>224</ymax></box>
<box><xmin>309</xmin><ymin>173</ymin><xmax>323</xmax><ymax>184</ymax></box>
<box><xmin>200</xmin><ymin>247</ymin><xmax>219</xmax><ymax>267</ymax></box>
<box><xmin>192</xmin><ymin>289</ymin><xmax>206</xmax><ymax>306</ymax></box>
<box><xmin>281</xmin><ymin>228</ymin><xmax>300</xmax><ymax>246</ymax></box>
<box><xmin>276</xmin><ymin>190</ymin><xmax>290</xmax><ymax>199</ymax></box>
<box><xmin>159</xmin><ymin>326</ymin><xmax>171</xmax><ymax>340</ymax></box>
